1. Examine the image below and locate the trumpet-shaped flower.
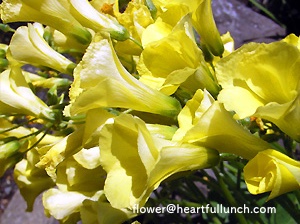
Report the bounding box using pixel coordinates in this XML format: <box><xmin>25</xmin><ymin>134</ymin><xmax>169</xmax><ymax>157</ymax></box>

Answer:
<box><xmin>216</xmin><ymin>41</ymin><xmax>300</xmax><ymax>141</ymax></box>
<box><xmin>152</xmin><ymin>0</ymin><xmax>224</xmax><ymax>56</ymax></box>
<box><xmin>244</xmin><ymin>149</ymin><xmax>300</xmax><ymax>200</ymax></box>
<box><xmin>192</xmin><ymin>0</ymin><xmax>224</xmax><ymax>56</ymax></box>
<box><xmin>37</xmin><ymin>108</ymin><xmax>115</xmax><ymax>179</ymax></box>
<box><xmin>66</xmin><ymin>33</ymin><xmax>181</xmax><ymax>118</ymax></box>
<box><xmin>43</xmin><ymin>188</ymin><xmax>103</xmax><ymax>223</ymax></box>
<box><xmin>0</xmin><ymin>67</ymin><xmax>54</xmax><ymax>119</ymax></box>
<box><xmin>173</xmin><ymin>89</ymin><xmax>271</xmax><ymax>159</ymax></box>
<box><xmin>68</xmin><ymin>0</ymin><xmax>129</xmax><ymax>41</ymax></box>
<box><xmin>39</xmin><ymin>108</ymin><xmax>136</xmax><ymax>223</ymax></box>
<box><xmin>98</xmin><ymin>114</ymin><xmax>219</xmax><ymax>209</ymax></box>
<box><xmin>14</xmin><ymin>148</ymin><xmax>55</xmax><ymax>211</ymax></box>
<box><xmin>0</xmin><ymin>0</ymin><xmax>92</xmax><ymax>44</ymax></box>
<box><xmin>138</xmin><ymin>19</ymin><xmax>219</xmax><ymax>96</ymax></box>
<box><xmin>9</xmin><ymin>23</ymin><xmax>76</xmax><ymax>74</ymax></box>
<box><xmin>42</xmin><ymin>133</ymin><xmax>109</xmax><ymax>222</ymax></box>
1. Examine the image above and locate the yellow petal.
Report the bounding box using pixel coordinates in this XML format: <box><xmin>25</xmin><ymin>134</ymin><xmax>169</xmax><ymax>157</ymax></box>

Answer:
<box><xmin>81</xmin><ymin>198</ymin><xmax>136</xmax><ymax>224</ymax></box>
<box><xmin>145</xmin><ymin>144</ymin><xmax>219</xmax><ymax>202</ymax></box>
<box><xmin>218</xmin><ymin>86</ymin><xmax>264</xmax><ymax>119</ymax></box>
<box><xmin>192</xmin><ymin>0</ymin><xmax>224</xmax><ymax>56</ymax></box>
<box><xmin>0</xmin><ymin>0</ymin><xmax>91</xmax><ymax>44</ymax></box>
<box><xmin>141</xmin><ymin>29</ymin><xmax>203</xmax><ymax>78</ymax></box>
<box><xmin>0</xmin><ymin>67</ymin><xmax>53</xmax><ymax>119</ymax></box>
<box><xmin>56</xmin><ymin>155</ymin><xmax>105</xmax><ymax>192</ymax></box>
<box><xmin>36</xmin><ymin>127</ymin><xmax>84</xmax><ymax>179</ymax></box>
<box><xmin>184</xmin><ymin>102</ymin><xmax>270</xmax><ymax>159</ymax></box>
<box><xmin>9</xmin><ymin>23</ymin><xmax>76</xmax><ymax>74</ymax></box>
<box><xmin>43</xmin><ymin>188</ymin><xmax>103</xmax><ymax>221</ymax></box>
<box><xmin>244</xmin><ymin>149</ymin><xmax>300</xmax><ymax>200</ymax></box>
<box><xmin>68</xmin><ymin>33</ymin><xmax>181</xmax><ymax>117</ymax></box>
<box><xmin>141</xmin><ymin>18</ymin><xmax>172</xmax><ymax>47</ymax></box>
<box><xmin>216</xmin><ymin>41</ymin><xmax>300</xmax><ymax>141</ymax></box>
<box><xmin>14</xmin><ymin>149</ymin><xmax>54</xmax><ymax>211</ymax></box>
<box><xmin>99</xmin><ymin>114</ymin><xmax>154</xmax><ymax>209</ymax></box>
<box><xmin>69</xmin><ymin>0</ymin><xmax>129</xmax><ymax>40</ymax></box>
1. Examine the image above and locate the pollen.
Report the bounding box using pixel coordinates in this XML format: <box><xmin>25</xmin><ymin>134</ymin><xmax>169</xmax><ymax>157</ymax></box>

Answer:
<box><xmin>101</xmin><ymin>3</ymin><xmax>114</xmax><ymax>16</ymax></box>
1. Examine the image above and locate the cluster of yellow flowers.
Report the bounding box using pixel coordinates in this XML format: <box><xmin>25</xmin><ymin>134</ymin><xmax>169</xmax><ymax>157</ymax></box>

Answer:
<box><xmin>0</xmin><ymin>0</ymin><xmax>299</xmax><ymax>223</ymax></box>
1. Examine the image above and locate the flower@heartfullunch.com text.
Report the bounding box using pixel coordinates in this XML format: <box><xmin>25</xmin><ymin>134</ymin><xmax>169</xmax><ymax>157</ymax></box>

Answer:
<box><xmin>133</xmin><ymin>203</ymin><xmax>276</xmax><ymax>215</ymax></box>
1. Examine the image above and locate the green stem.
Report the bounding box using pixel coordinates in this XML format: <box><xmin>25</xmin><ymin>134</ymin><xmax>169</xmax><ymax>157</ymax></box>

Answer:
<box><xmin>17</xmin><ymin>127</ymin><xmax>46</xmax><ymax>141</ymax></box>
<box><xmin>213</xmin><ymin>168</ymin><xmax>248</xmax><ymax>224</ymax></box>
<box><xmin>0</xmin><ymin>118</ymin><xmax>37</xmax><ymax>134</ymax></box>
<box><xmin>129</xmin><ymin>36</ymin><xmax>143</xmax><ymax>50</ymax></box>
<box><xmin>24</xmin><ymin>125</ymin><xmax>53</xmax><ymax>153</ymax></box>
<box><xmin>248</xmin><ymin>0</ymin><xmax>285</xmax><ymax>27</ymax></box>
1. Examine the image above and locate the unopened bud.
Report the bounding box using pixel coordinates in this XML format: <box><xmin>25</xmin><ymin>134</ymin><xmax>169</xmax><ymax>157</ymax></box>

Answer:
<box><xmin>0</xmin><ymin>140</ymin><xmax>21</xmax><ymax>160</ymax></box>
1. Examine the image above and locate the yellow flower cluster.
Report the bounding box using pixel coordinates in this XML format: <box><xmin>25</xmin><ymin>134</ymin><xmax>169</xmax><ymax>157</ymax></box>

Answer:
<box><xmin>0</xmin><ymin>0</ymin><xmax>299</xmax><ymax>223</ymax></box>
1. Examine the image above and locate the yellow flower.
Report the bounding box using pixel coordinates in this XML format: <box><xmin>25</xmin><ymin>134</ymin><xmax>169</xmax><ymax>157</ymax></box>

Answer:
<box><xmin>98</xmin><ymin>114</ymin><xmax>219</xmax><ymax>209</ymax></box>
<box><xmin>191</xmin><ymin>0</ymin><xmax>224</xmax><ymax>56</ymax></box>
<box><xmin>81</xmin><ymin>199</ymin><xmax>136</xmax><ymax>224</ymax></box>
<box><xmin>173</xmin><ymin>89</ymin><xmax>271</xmax><ymax>159</ymax></box>
<box><xmin>36</xmin><ymin>126</ymin><xmax>85</xmax><ymax>179</ymax></box>
<box><xmin>138</xmin><ymin>20</ymin><xmax>219</xmax><ymax>96</ymax></box>
<box><xmin>43</xmin><ymin>188</ymin><xmax>103</xmax><ymax>222</ymax></box>
<box><xmin>244</xmin><ymin>149</ymin><xmax>300</xmax><ymax>200</ymax></box>
<box><xmin>55</xmin><ymin>150</ymin><xmax>106</xmax><ymax>193</ymax></box>
<box><xmin>66</xmin><ymin>33</ymin><xmax>181</xmax><ymax>118</ymax></box>
<box><xmin>9</xmin><ymin>23</ymin><xmax>76</xmax><ymax>74</ymax></box>
<box><xmin>0</xmin><ymin>0</ymin><xmax>91</xmax><ymax>44</ymax></box>
<box><xmin>152</xmin><ymin>0</ymin><xmax>223</xmax><ymax>56</ymax></box>
<box><xmin>216</xmin><ymin>41</ymin><xmax>300</xmax><ymax>141</ymax></box>
<box><xmin>41</xmin><ymin>128</ymin><xmax>108</xmax><ymax>222</ymax></box>
<box><xmin>114</xmin><ymin>0</ymin><xmax>154</xmax><ymax>55</ymax></box>
<box><xmin>0</xmin><ymin>67</ymin><xmax>54</xmax><ymax>119</ymax></box>
<box><xmin>68</xmin><ymin>0</ymin><xmax>130</xmax><ymax>41</ymax></box>
<box><xmin>14</xmin><ymin>148</ymin><xmax>55</xmax><ymax>211</ymax></box>
<box><xmin>40</xmin><ymin>108</ymin><xmax>136</xmax><ymax>223</ymax></box>
<box><xmin>37</xmin><ymin>108</ymin><xmax>115</xmax><ymax>179</ymax></box>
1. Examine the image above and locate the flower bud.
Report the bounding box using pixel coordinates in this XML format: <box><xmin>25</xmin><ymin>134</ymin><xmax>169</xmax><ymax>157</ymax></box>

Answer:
<box><xmin>0</xmin><ymin>140</ymin><xmax>20</xmax><ymax>160</ymax></box>
<box><xmin>0</xmin><ymin>67</ymin><xmax>54</xmax><ymax>120</ymax></box>
<box><xmin>0</xmin><ymin>0</ymin><xmax>92</xmax><ymax>44</ymax></box>
<box><xmin>69</xmin><ymin>0</ymin><xmax>130</xmax><ymax>41</ymax></box>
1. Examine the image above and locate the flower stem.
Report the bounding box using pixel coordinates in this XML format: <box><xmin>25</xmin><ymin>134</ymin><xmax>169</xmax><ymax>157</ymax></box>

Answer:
<box><xmin>213</xmin><ymin>167</ymin><xmax>248</xmax><ymax>224</ymax></box>
<box><xmin>129</xmin><ymin>36</ymin><xmax>143</xmax><ymax>50</ymax></box>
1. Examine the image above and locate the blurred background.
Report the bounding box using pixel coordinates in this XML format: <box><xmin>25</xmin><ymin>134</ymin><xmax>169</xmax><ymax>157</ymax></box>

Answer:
<box><xmin>246</xmin><ymin>0</ymin><xmax>300</xmax><ymax>35</ymax></box>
